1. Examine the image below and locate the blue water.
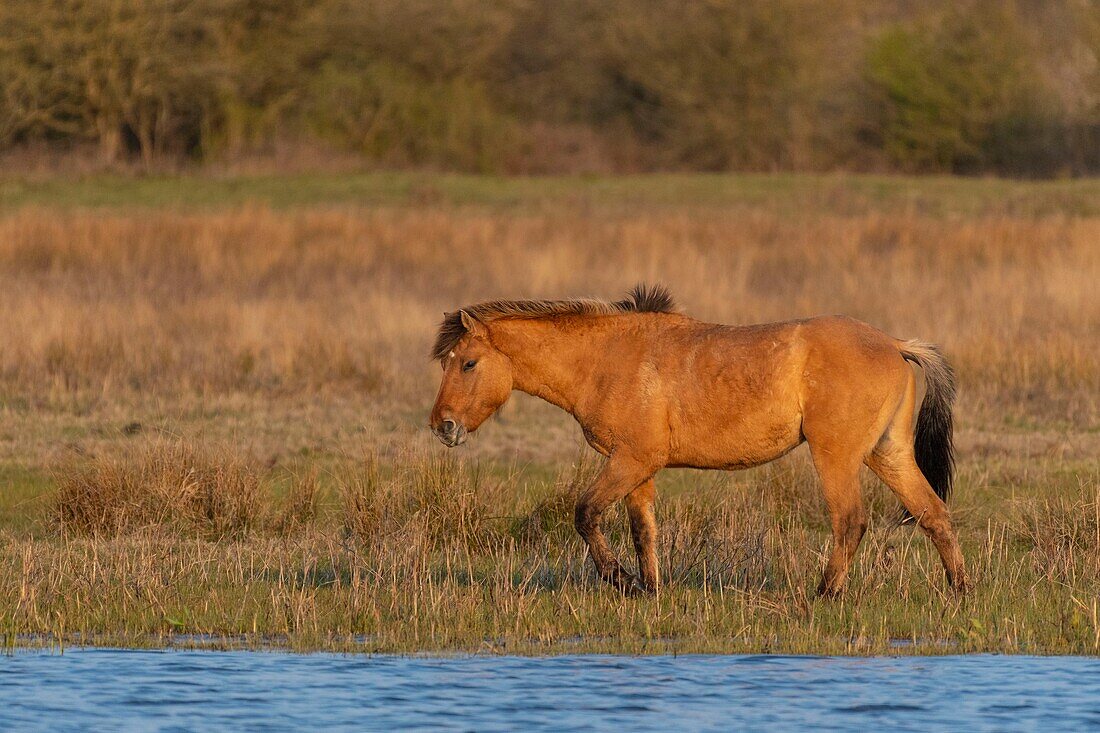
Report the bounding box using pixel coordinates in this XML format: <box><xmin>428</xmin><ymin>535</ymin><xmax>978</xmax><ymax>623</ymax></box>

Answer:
<box><xmin>1</xmin><ymin>649</ymin><xmax>1098</xmax><ymax>731</ymax></box>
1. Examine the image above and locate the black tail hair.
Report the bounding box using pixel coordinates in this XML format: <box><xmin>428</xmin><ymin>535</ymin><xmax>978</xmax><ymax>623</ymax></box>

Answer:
<box><xmin>899</xmin><ymin>340</ymin><xmax>957</xmax><ymax>503</ymax></box>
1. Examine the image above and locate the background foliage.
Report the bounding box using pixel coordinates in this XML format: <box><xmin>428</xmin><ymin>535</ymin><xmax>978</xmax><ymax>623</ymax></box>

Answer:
<box><xmin>2</xmin><ymin>0</ymin><xmax>1098</xmax><ymax>175</ymax></box>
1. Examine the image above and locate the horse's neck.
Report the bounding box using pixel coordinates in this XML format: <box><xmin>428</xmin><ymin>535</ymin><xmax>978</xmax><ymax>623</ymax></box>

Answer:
<box><xmin>489</xmin><ymin>318</ymin><xmax>607</xmax><ymax>415</ymax></box>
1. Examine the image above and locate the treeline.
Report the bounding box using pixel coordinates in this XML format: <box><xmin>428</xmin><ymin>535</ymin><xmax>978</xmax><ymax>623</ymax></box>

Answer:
<box><xmin>2</xmin><ymin>0</ymin><xmax>1098</xmax><ymax>176</ymax></box>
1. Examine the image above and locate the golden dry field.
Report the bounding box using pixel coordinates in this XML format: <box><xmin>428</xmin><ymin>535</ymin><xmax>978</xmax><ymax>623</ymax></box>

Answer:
<box><xmin>0</xmin><ymin>173</ymin><xmax>1098</xmax><ymax>654</ymax></box>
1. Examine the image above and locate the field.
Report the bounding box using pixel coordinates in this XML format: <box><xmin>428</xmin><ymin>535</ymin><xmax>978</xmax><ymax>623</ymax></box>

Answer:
<box><xmin>1</xmin><ymin>172</ymin><xmax>1098</xmax><ymax>655</ymax></box>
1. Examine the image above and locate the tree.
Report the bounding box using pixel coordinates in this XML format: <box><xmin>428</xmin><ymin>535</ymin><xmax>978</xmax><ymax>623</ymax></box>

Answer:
<box><xmin>863</xmin><ymin>3</ymin><xmax>1037</xmax><ymax>173</ymax></box>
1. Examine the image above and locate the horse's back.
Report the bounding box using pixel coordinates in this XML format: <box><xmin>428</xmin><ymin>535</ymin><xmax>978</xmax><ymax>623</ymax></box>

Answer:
<box><xmin>795</xmin><ymin>315</ymin><xmax>911</xmax><ymax>397</ymax></box>
<box><xmin>657</xmin><ymin>314</ymin><xmax>909</xmax><ymax>469</ymax></box>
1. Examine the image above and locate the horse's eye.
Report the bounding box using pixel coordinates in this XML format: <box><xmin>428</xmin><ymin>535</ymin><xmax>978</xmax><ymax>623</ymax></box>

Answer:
<box><xmin>463</xmin><ymin>360</ymin><xmax>477</xmax><ymax>372</ymax></box>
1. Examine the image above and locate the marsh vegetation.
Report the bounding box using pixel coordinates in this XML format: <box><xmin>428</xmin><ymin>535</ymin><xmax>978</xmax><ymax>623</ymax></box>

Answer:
<box><xmin>0</xmin><ymin>172</ymin><xmax>1097</xmax><ymax>654</ymax></box>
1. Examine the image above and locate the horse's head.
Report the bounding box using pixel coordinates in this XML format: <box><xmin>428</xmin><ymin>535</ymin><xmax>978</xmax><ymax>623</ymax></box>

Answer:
<box><xmin>429</xmin><ymin>310</ymin><xmax>513</xmax><ymax>447</ymax></box>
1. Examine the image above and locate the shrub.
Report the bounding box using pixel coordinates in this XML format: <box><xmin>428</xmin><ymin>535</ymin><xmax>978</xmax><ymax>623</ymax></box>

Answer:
<box><xmin>862</xmin><ymin>6</ymin><xmax>1040</xmax><ymax>173</ymax></box>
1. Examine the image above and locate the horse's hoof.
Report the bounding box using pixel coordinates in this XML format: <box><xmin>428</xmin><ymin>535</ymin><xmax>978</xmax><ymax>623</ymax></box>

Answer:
<box><xmin>620</xmin><ymin>576</ymin><xmax>644</xmax><ymax>597</ymax></box>
<box><xmin>606</xmin><ymin>569</ymin><xmax>646</xmax><ymax>596</ymax></box>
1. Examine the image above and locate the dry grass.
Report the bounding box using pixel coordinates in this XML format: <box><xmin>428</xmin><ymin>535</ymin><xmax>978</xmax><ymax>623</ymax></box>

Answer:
<box><xmin>0</xmin><ymin>173</ymin><xmax>1098</xmax><ymax>654</ymax></box>
<box><xmin>338</xmin><ymin>450</ymin><xmax>512</xmax><ymax>553</ymax></box>
<box><xmin>0</xmin><ymin>204</ymin><xmax>1095</xmax><ymax>432</ymax></box>
<box><xmin>53</xmin><ymin>441</ymin><xmax>263</xmax><ymax>539</ymax></box>
<box><xmin>1012</xmin><ymin>487</ymin><xmax>1100</xmax><ymax>584</ymax></box>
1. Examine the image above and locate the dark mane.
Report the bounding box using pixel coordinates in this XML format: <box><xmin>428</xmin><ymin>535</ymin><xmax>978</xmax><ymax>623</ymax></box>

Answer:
<box><xmin>431</xmin><ymin>283</ymin><xmax>676</xmax><ymax>360</ymax></box>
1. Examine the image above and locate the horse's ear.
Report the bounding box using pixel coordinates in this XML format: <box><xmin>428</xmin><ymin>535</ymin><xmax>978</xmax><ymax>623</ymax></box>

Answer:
<box><xmin>459</xmin><ymin>309</ymin><xmax>487</xmax><ymax>338</ymax></box>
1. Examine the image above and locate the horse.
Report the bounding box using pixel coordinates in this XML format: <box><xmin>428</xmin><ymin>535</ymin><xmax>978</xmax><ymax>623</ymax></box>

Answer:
<box><xmin>428</xmin><ymin>284</ymin><xmax>968</xmax><ymax>597</ymax></box>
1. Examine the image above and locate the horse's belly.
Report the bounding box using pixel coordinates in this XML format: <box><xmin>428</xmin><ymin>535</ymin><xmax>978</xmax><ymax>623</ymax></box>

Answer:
<box><xmin>667</xmin><ymin>410</ymin><xmax>803</xmax><ymax>470</ymax></box>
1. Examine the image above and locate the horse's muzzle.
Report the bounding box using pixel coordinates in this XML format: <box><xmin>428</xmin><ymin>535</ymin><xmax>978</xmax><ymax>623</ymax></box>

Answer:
<box><xmin>432</xmin><ymin>418</ymin><xmax>467</xmax><ymax>447</ymax></box>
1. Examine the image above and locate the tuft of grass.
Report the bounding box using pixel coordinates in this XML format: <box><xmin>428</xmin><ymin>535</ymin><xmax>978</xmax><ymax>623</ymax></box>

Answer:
<box><xmin>339</xmin><ymin>450</ymin><xmax>509</xmax><ymax>552</ymax></box>
<box><xmin>273</xmin><ymin>467</ymin><xmax>321</xmax><ymax>533</ymax></box>
<box><xmin>1013</xmin><ymin>484</ymin><xmax>1100</xmax><ymax>584</ymax></box>
<box><xmin>53</xmin><ymin>440</ymin><xmax>263</xmax><ymax>540</ymax></box>
<box><xmin>509</xmin><ymin>455</ymin><xmax>599</xmax><ymax>545</ymax></box>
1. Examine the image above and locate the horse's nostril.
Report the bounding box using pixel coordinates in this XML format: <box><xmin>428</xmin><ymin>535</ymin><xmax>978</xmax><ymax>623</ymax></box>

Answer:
<box><xmin>441</xmin><ymin>419</ymin><xmax>457</xmax><ymax>434</ymax></box>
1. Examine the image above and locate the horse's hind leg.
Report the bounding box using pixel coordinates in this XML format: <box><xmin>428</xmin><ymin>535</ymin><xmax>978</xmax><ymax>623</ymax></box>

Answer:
<box><xmin>625</xmin><ymin>479</ymin><xmax>659</xmax><ymax>593</ymax></box>
<box><xmin>866</xmin><ymin>428</ymin><xmax>968</xmax><ymax>592</ymax></box>
<box><xmin>861</xmin><ymin>370</ymin><xmax>968</xmax><ymax>591</ymax></box>
<box><xmin>808</xmin><ymin>446</ymin><xmax>867</xmax><ymax>597</ymax></box>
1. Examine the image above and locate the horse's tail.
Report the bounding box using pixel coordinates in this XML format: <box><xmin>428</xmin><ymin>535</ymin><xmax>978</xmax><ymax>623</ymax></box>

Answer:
<box><xmin>898</xmin><ymin>339</ymin><xmax>957</xmax><ymax>503</ymax></box>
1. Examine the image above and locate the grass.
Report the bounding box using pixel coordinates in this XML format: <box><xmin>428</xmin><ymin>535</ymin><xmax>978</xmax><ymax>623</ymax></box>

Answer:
<box><xmin>4</xmin><ymin>441</ymin><xmax>1099</xmax><ymax>655</ymax></box>
<box><xmin>2</xmin><ymin>171</ymin><xmax>1100</xmax><ymax>216</ymax></box>
<box><xmin>0</xmin><ymin>171</ymin><xmax>1098</xmax><ymax>655</ymax></box>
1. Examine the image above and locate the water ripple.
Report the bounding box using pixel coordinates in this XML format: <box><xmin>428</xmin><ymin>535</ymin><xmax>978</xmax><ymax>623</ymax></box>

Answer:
<box><xmin>1</xmin><ymin>650</ymin><xmax>1099</xmax><ymax>731</ymax></box>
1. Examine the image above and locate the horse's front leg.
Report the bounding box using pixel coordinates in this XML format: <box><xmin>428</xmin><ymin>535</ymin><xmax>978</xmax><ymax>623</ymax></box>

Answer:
<box><xmin>625</xmin><ymin>478</ymin><xmax>659</xmax><ymax>593</ymax></box>
<box><xmin>574</xmin><ymin>456</ymin><xmax>653</xmax><ymax>595</ymax></box>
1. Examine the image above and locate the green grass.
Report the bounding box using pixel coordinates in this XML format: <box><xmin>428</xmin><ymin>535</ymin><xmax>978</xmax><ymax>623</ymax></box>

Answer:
<box><xmin>0</xmin><ymin>466</ymin><xmax>53</xmax><ymax>535</ymax></box>
<box><xmin>1</xmin><ymin>438</ymin><xmax>1098</xmax><ymax>656</ymax></box>
<box><xmin>2</xmin><ymin>171</ymin><xmax>1098</xmax><ymax>216</ymax></box>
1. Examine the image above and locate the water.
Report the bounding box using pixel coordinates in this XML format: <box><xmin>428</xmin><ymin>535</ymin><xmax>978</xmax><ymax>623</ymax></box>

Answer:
<box><xmin>2</xmin><ymin>649</ymin><xmax>1099</xmax><ymax>731</ymax></box>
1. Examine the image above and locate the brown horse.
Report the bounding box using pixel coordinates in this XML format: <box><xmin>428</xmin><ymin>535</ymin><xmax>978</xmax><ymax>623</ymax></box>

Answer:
<box><xmin>429</xmin><ymin>284</ymin><xmax>968</xmax><ymax>597</ymax></box>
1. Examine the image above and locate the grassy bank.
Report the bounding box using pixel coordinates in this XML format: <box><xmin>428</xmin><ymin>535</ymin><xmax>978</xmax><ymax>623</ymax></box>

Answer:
<box><xmin>4</xmin><ymin>440</ymin><xmax>1099</xmax><ymax>656</ymax></box>
<box><xmin>1</xmin><ymin>173</ymin><xmax>1098</xmax><ymax>655</ymax></box>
